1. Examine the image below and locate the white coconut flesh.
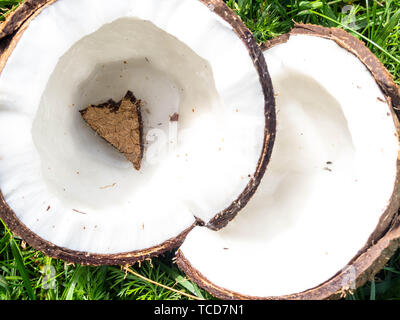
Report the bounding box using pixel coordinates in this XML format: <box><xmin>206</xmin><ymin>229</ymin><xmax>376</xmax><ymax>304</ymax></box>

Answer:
<box><xmin>179</xmin><ymin>34</ymin><xmax>399</xmax><ymax>297</ymax></box>
<box><xmin>0</xmin><ymin>0</ymin><xmax>266</xmax><ymax>254</ymax></box>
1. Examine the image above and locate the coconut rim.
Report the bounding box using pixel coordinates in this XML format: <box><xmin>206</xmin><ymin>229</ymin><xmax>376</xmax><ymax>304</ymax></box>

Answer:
<box><xmin>175</xmin><ymin>23</ymin><xmax>400</xmax><ymax>300</ymax></box>
<box><xmin>0</xmin><ymin>0</ymin><xmax>276</xmax><ymax>265</ymax></box>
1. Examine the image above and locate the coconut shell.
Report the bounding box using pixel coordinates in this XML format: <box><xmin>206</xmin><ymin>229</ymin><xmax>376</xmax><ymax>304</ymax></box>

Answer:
<box><xmin>176</xmin><ymin>24</ymin><xmax>400</xmax><ymax>300</ymax></box>
<box><xmin>0</xmin><ymin>0</ymin><xmax>50</xmax><ymax>39</ymax></box>
<box><xmin>0</xmin><ymin>0</ymin><xmax>276</xmax><ymax>265</ymax></box>
<box><xmin>0</xmin><ymin>0</ymin><xmax>58</xmax><ymax>72</ymax></box>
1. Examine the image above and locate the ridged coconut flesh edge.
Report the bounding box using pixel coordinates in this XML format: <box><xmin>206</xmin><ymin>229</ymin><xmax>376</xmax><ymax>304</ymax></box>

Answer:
<box><xmin>0</xmin><ymin>0</ymin><xmax>275</xmax><ymax>265</ymax></box>
<box><xmin>176</xmin><ymin>24</ymin><xmax>400</xmax><ymax>300</ymax></box>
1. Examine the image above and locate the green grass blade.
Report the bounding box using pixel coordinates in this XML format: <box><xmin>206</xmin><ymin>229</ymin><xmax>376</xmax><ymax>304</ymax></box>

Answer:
<box><xmin>383</xmin><ymin>266</ymin><xmax>400</xmax><ymax>275</ymax></box>
<box><xmin>370</xmin><ymin>279</ymin><xmax>376</xmax><ymax>300</ymax></box>
<box><xmin>309</xmin><ymin>9</ymin><xmax>400</xmax><ymax>65</ymax></box>
<box><xmin>9</xmin><ymin>238</ymin><xmax>35</xmax><ymax>300</ymax></box>
<box><xmin>175</xmin><ymin>274</ymin><xmax>205</xmax><ymax>299</ymax></box>
<box><xmin>0</xmin><ymin>274</ymin><xmax>8</xmax><ymax>293</ymax></box>
<box><xmin>375</xmin><ymin>9</ymin><xmax>400</xmax><ymax>47</ymax></box>
<box><xmin>0</xmin><ymin>1</ymin><xmax>21</xmax><ymax>5</ymax></box>
<box><xmin>62</xmin><ymin>265</ymin><xmax>83</xmax><ymax>300</ymax></box>
<box><xmin>158</xmin><ymin>262</ymin><xmax>205</xmax><ymax>299</ymax></box>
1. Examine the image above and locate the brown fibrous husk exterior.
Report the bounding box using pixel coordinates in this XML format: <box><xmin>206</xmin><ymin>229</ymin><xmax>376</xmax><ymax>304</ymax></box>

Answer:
<box><xmin>176</xmin><ymin>23</ymin><xmax>400</xmax><ymax>300</ymax></box>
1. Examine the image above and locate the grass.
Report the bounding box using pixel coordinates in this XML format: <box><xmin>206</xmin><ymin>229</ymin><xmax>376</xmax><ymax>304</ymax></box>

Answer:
<box><xmin>0</xmin><ymin>220</ymin><xmax>213</xmax><ymax>300</ymax></box>
<box><xmin>0</xmin><ymin>0</ymin><xmax>400</xmax><ymax>300</ymax></box>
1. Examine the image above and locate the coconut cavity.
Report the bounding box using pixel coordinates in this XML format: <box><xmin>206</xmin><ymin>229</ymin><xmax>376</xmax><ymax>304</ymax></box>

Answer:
<box><xmin>0</xmin><ymin>0</ymin><xmax>267</xmax><ymax>255</ymax></box>
<box><xmin>178</xmin><ymin>34</ymin><xmax>399</xmax><ymax>298</ymax></box>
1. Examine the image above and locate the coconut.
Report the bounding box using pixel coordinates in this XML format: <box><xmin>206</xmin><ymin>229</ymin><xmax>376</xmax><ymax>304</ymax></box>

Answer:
<box><xmin>176</xmin><ymin>24</ymin><xmax>400</xmax><ymax>299</ymax></box>
<box><xmin>0</xmin><ymin>0</ymin><xmax>275</xmax><ymax>265</ymax></box>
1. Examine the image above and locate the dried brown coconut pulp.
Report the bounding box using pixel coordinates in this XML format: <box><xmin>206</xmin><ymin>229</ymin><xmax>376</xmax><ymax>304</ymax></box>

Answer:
<box><xmin>80</xmin><ymin>91</ymin><xmax>144</xmax><ymax>171</ymax></box>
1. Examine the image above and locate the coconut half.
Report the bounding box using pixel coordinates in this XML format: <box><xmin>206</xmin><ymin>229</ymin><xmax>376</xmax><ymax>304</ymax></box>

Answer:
<box><xmin>0</xmin><ymin>0</ymin><xmax>275</xmax><ymax>265</ymax></box>
<box><xmin>177</xmin><ymin>24</ymin><xmax>400</xmax><ymax>299</ymax></box>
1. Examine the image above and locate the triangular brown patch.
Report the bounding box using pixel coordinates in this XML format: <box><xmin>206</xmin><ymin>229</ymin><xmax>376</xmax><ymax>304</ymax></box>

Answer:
<box><xmin>80</xmin><ymin>91</ymin><xmax>143</xmax><ymax>170</ymax></box>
